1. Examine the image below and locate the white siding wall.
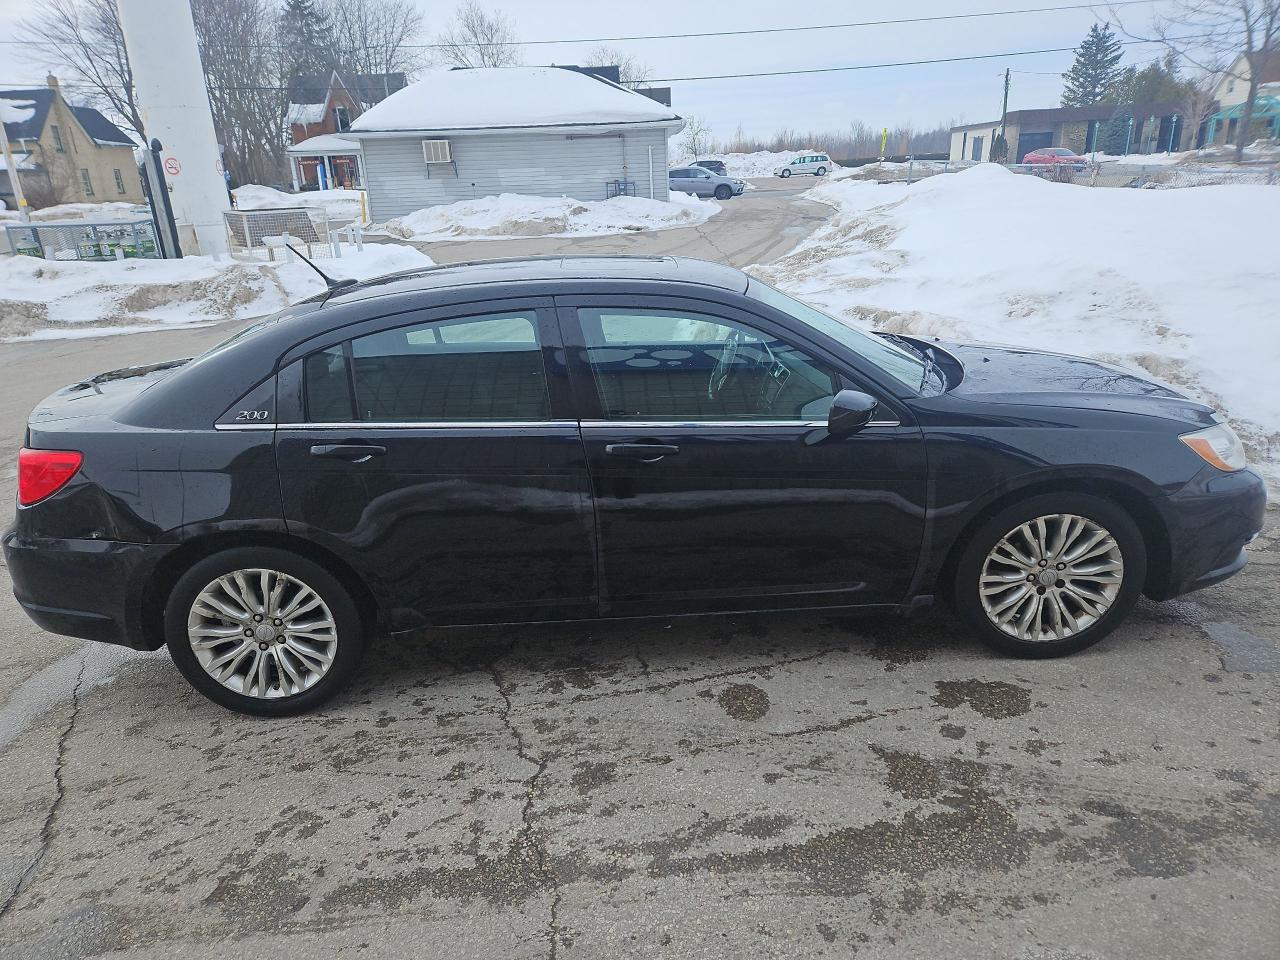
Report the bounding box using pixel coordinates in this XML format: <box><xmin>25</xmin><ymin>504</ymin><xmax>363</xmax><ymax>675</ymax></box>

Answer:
<box><xmin>361</xmin><ymin>126</ymin><xmax>673</xmax><ymax>221</ymax></box>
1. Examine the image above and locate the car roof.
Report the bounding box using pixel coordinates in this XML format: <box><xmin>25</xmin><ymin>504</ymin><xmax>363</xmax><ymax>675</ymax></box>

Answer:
<box><xmin>316</xmin><ymin>255</ymin><xmax>749</xmax><ymax>307</ymax></box>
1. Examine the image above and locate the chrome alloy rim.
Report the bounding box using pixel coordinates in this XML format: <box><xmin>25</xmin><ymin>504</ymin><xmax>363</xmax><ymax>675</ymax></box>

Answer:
<box><xmin>187</xmin><ymin>569</ymin><xmax>338</xmax><ymax>698</ymax></box>
<box><xmin>979</xmin><ymin>514</ymin><xmax>1124</xmax><ymax>642</ymax></box>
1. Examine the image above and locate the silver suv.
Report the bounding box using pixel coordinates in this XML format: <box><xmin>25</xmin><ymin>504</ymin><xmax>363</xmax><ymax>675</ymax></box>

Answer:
<box><xmin>669</xmin><ymin>166</ymin><xmax>746</xmax><ymax>200</ymax></box>
<box><xmin>773</xmin><ymin>153</ymin><xmax>832</xmax><ymax>178</ymax></box>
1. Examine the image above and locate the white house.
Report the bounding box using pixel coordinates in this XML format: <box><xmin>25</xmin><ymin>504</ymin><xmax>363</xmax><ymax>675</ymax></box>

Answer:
<box><xmin>348</xmin><ymin>66</ymin><xmax>685</xmax><ymax>222</ymax></box>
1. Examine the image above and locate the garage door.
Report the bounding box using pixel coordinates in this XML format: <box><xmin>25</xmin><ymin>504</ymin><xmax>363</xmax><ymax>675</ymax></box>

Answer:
<box><xmin>1017</xmin><ymin>132</ymin><xmax>1054</xmax><ymax>162</ymax></box>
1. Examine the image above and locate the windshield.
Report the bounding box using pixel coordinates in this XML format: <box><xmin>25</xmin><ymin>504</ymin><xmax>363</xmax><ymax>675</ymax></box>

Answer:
<box><xmin>747</xmin><ymin>280</ymin><xmax>929</xmax><ymax>391</ymax></box>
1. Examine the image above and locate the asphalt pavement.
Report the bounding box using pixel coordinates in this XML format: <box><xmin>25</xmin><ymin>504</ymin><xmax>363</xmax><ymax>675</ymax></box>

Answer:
<box><xmin>0</xmin><ymin>179</ymin><xmax>1276</xmax><ymax>959</ymax></box>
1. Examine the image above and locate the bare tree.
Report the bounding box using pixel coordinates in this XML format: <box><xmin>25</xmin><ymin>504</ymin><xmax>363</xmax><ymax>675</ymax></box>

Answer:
<box><xmin>582</xmin><ymin>44</ymin><xmax>652</xmax><ymax>89</ymax></box>
<box><xmin>20</xmin><ymin>0</ymin><xmax>144</xmax><ymax>139</ymax></box>
<box><xmin>433</xmin><ymin>2</ymin><xmax>521</xmax><ymax>68</ymax></box>
<box><xmin>327</xmin><ymin>0</ymin><xmax>427</xmax><ymax>77</ymax></box>
<box><xmin>192</xmin><ymin>0</ymin><xmax>288</xmax><ymax>186</ymax></box>
<box><xmin>679</xmin><ymin>116</ymin><xmax>712</xmax><ymax>160</ymax></box>
<box><xmin>1125</xmin><ymin>0</ymin><xmax>1280</xmax><ymax>160</ymax></box>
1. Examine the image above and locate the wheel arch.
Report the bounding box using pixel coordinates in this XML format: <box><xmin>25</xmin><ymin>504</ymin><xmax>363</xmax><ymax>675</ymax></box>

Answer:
<box><xmin>934</xmin><ymin>474</ymin><xmax>1172</xmax><ymax>603</ymax></box>
<box><xmin>139</xmin><ymin>530</ymin><xmax>379</xmax><ymax>650</ymax></box>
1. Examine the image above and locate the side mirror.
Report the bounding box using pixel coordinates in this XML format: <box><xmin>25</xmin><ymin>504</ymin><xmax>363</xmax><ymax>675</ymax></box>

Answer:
<box><xmin>827</xmin><ymin>389</ymin><xmax>878</xmax><ymax>438</ymax></box>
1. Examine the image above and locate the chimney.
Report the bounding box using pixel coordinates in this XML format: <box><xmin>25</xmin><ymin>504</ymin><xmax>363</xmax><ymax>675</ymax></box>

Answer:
<box><xmin>46</xmin><ymin>74</ymin><xmax>60</xmax><ymax>90</ymax></box>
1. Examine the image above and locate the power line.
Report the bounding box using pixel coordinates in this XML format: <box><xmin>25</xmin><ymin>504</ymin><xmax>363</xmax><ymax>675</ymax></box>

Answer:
<box><xmin>0</xmin><ymin>0</ymin><xmax>1158</xmax><ymax>48</ymax></box>
<box><xmin>1</xmin><ymin>37</ymin><xmax>1197</xmax><ymax>93</ymax></box>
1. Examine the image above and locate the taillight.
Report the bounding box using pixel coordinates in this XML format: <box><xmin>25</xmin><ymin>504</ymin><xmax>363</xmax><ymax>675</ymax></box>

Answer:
<box><xmin>18</xmin><ymin>448</ymin><xmax>83</xmax><ymax>506</ymax></box>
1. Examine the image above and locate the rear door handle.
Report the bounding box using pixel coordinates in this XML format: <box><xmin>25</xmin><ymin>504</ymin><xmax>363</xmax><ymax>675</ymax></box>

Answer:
<box><xmin>605</xmin><ymin>442</ymin><xmax>680</xmax><ymax>462</ymax></box>
<box><xmin>310</xmin><ymin>443</ymin><xmax>387</xmax><ymax>463</ymax></box>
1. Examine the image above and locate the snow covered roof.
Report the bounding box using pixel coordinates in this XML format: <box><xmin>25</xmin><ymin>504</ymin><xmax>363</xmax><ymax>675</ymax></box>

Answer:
<box><xmin>287</xmin><ymin>102</ymin><xmax>328</xmax><ymax>126</ymax></box>
<box><xmin>287</xmin><ymin>134</ymin><xmax>362</xmax><ymax>156</ymax></box>
<box><xmin>0</xmin><ymin>152</ymin><xmax>39</xmax><ymax>172</ymax></box>
<box><xmin>350</xmin><ymin>67</ymin><xmax>682</xmax><ymax>134</ymax></box>
<box><xmin>70</xmin><ymin>106</ymin><xmax>134</xmax><ymax>146</ymax></box>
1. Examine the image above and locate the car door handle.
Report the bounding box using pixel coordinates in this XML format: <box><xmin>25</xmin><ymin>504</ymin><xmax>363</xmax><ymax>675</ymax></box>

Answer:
<box><xmin>310</xmin><ymin>443</ymin><xmax>387</xmax><ymax>462</ymax></box>
<box><xmin>605</xmin><ymin>443</ymin><xmax>680</xmax><ymax>462</ymax></box>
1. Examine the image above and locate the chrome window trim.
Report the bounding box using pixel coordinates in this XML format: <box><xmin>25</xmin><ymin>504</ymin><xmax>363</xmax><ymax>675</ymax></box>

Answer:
<box><xmin>215</xmin><ymin>418</ymin><xmax>902</xmax><ymax>431</ymax></box>
<box><xmin>579</xmin><ymin>419</ymin><xmax>901</xmax><ymax>429</ymax></box>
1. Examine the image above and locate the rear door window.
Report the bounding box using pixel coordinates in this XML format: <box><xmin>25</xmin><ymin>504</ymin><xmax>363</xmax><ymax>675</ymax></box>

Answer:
<box><xmin>303</xmin><ymin>311</ymin><xmax>551</xmax><ymax>422</ymax></box>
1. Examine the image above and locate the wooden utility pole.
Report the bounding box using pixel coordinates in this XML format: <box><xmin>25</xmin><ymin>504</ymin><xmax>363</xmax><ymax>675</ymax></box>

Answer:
<box><xmin>1000</xmin><ymin>68</ymin><xmax>1010</xmax><ymax>136</ymax></box>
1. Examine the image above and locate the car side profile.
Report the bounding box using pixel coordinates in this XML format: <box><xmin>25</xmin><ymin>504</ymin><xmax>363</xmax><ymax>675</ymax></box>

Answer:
<box><xmin>668</xmin><ymin>166</ymin><xmax>745</xmax><ymax>199</ymax></box>
<box><xmin>691</xmin><ymin>159</ymin><xmax>727</xmax><ymax>176</ymax></box>
<box><xmin>1024</xmin><ymin>147</ymin><xmax>1090</xmax><ymax>169</ymax></box>
<box><xmin>4</xmin><ymin>256</ymin><xmax>1265</xmax><ymax>715</ymax></box>
<box><xmin>774</xmin><ymin>153</ymin><xmax>832</xmax><ymax>177</ymax></box>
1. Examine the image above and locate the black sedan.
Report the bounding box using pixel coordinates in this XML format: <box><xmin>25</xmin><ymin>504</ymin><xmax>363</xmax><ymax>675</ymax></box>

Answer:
<box><xmin>4</xmin><ymin>257</ymin><xmax>1265</xmax><ymax>714</ymax></box>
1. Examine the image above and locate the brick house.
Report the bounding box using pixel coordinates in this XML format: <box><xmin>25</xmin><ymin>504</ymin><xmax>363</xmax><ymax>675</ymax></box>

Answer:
<box><xmin>1</xmin><ymin>76</ymin><xmax>142</xmax><ymax>210</ymax></box>
<box><xmin>286</xmin><ymin>71</ymin><xmax>406</xmax><ymax>189</ymax></box>
<box><xmin>949</xmin><ymin>102</ymin><xmax>1184</xmax><ymax>162</ymax></box>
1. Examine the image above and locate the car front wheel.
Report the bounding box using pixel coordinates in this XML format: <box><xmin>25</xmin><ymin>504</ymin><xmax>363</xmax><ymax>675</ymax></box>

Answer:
<box><xmin>714</xmin><ymin>184</ymin><xmax>732</xmax><ymax>200</ymax></box>
<box><xmin>953</xmin><ymin>493</ymin><xmax>1146</xmax><ymax>658</ymax></box>
<box><xmin>165</xmin><ymin>547</ymin><xmax>366</xmax><ymax>715</ymax></box>
<box><xmin>780</xmin><ymin>169</ymin><xmax>791</xmax><ymax>178</ymax></box>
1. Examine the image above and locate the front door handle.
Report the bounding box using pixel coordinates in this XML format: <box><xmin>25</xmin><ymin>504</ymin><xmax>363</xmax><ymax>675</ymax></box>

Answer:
<box><xmin>605</xmin><ymin>442</ymin><xmax>680</xmax><ymax>462</ymax></box>
<box><xmin>310</xmin><ymin>443</ymin><xmax>387</xmax><ymax>463</ymax></box>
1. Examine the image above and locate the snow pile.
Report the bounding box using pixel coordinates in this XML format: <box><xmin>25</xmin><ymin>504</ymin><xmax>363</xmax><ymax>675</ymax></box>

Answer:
<box><xmin>352</xmin><ymin>66</ymin><xmax>679</xmax><ymax>132</ymax></box>
<box><xmin>0</xmin><ymin>244</ymin><xmax>432</xmax><ymax>340</ymax></box>
<box><xmin>233</xmin><ymin>184</ymin><xmax>363</xmax><ymax>222</ymax></box>
<box><xmin>3</xmin><ymin>201</ymin><xmax>147</xmax><ymax>222</ymax></box>
<box><xmin>369</xmin><ymin>191</ymin><xmax>719</xmax><ymax>241</ymax></box>
<box><xmin>755</xmin><ymin>165</ymin><xmax>1280</xmax><ymax>460</ymax></box>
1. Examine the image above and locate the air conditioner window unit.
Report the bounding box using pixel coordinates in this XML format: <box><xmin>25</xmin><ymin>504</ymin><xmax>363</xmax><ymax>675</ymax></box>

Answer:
<box><xmin>422</xmin><ymin>139</ymin><xmax>452</xmax><ymax>163</ymax></box>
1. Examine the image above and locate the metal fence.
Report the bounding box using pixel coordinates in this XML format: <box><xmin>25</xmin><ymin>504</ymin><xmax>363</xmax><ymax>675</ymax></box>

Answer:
<box><xmin>223</xmin><ymin>207</ymin><xmax>330</xmax><ymax>258</ymax></box>
<box><xmin>4</xmin><ymin>218</ymin><xmax>159</xmax><ymax>260</ymax></box>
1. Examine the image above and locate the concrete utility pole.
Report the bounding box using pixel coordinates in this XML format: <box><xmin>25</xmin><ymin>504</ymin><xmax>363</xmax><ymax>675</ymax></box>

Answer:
<box><xmin>116</xmin><ymin>0</ymin><xmax>229</xmax><ymax>257</ymax></box>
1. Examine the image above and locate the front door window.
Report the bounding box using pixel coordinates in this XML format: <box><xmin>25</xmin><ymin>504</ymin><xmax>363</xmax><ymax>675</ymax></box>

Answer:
<box><xmin>577</xmin><ymin>308</ymin><xmax>839</xmax><ymax>422</ymax></box>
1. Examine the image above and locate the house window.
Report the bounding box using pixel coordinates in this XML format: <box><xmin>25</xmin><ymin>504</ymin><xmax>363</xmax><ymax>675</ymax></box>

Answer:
<box><xmin>334</xmin><ymin>105</ymin><xmax>350</xmax><ymax>132</ymax></box>
<box><xmin>961</xmin><ymin>131</ymin><xmax>968</xmax><ymax>157</ymax></box>
<box><xmin>51</xmin><ymin>125</ymin><xmax>64</xmax><ymax>152</ymax></box>
<box><xmin>113</xmin><ymin>168</ymin><xmax>126</xmax><ymax>194</ymax></box>
<box><xmin>80</xmin><ymin>168</ymin><xmax>94</xmax><ymax>197</ymax></box>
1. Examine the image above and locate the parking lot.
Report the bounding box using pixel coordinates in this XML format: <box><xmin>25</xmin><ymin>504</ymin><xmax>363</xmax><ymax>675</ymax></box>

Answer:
<box><xmin>0</xmin><ymin>182</ymin><xmax>1277</xmax><ymax>958</ymax></box>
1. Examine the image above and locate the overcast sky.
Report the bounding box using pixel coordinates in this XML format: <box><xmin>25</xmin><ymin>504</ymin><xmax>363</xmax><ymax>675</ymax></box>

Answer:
<box><xmin>0</xmin><ymin>0</ymin><xmax>1181</xmax><ymax>140</ymax></box>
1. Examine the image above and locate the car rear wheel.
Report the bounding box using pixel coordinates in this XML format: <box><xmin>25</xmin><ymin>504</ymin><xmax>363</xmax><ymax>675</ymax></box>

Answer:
<box><xmin>714</xmin><ymin>184</ymin><xmax>732</xmax><ymax>200</ymax></box>
<box><xmin>954</xmin><ymin>493</ymin><xmax>1146</xmax><ymax>658</ymax></box>
<box><xmin>780</xmin><ymin>169</ymin><xmax>791</xmax><ymax>178</ymax></box>
<box><xmin>165</xmin><ymin>547</ymin><xmax>366</xmax><ymax>715</ymax></box>
<box><xmin>815</xmin><ymin>166</ymin><xmax>827</xmax><ymax>176</ymax></box>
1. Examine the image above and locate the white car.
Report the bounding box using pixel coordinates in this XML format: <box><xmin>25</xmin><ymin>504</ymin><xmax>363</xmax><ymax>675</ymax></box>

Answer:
<box><xmin>774</xmin><ymin>153</ymin><xmax>832</xmax><ymax>178</ymax></box>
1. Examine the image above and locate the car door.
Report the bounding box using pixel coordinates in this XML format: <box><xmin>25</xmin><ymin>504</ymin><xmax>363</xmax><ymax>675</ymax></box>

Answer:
<box><xmin>556</xmin><ymin>294</ymin><xmax>927</xmax><ymax>617</ymax></box>
<box><xmin>669</xmin><ymin>168</ymin><xmax>692</xmax><ymax>194</ymax></box>
<box><xmin>689</xmin><ymin>169</ymin><xmax>715</xmax><ymax>196</ymax></box>
<box><xmin>274</xmin><ymin>298</ymin><xmax>597</xmax><ymax>629</ymax></box>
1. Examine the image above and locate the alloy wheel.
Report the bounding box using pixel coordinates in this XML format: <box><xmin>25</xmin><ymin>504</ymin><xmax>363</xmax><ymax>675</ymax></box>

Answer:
<box><xmin>187</xmin><ymin>568</ymin><xmax>339</xmax><ymax>698</ymax></box>
<box><xmin>978</xmin><ymin>514</ymin><xmax>1124</xmax><ymax>642</ymax></box>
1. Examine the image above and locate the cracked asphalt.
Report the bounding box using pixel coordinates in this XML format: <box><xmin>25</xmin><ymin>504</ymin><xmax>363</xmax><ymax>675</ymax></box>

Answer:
<box><xmin>1</xmin><ymin>182</ymin><xmax>1278</xmax><ymax>958</ymax></box>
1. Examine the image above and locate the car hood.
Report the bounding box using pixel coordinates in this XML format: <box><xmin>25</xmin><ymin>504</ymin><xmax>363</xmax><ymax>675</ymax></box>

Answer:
<box><xmin>938</xmin><ymin>340</ymin><xmax>1216</xmax><ymax>424</ymax></box>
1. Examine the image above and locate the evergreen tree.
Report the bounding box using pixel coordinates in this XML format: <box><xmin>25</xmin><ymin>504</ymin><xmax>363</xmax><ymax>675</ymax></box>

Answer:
<box><xmin>280</xmin><ymin>0</ymin><xmax>337</xmax><ymax>77</ymax></box>
<box><xmin>1099</xmin><ymin>110</ymin><xmax>1136</xmax><ymax>155</ymax></box>
<box><xmin>1061</xmin><ymin>24</ymin><xmax>1124</xmax><ymax>107</ymax></box>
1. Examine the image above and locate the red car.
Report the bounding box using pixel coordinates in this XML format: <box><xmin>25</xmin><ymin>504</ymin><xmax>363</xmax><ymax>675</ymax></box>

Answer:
<box><xmin>1023</xmin><ymin>147</ymin><xmax>1090</xmax><ymax>169</ymax></box>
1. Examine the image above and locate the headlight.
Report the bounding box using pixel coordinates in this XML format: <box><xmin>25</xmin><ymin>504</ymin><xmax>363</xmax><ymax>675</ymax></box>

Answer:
<box><xmin>1180</xmin><ymin>422</ymin><xmax>1247</xmax><ymax>471</ymax></box>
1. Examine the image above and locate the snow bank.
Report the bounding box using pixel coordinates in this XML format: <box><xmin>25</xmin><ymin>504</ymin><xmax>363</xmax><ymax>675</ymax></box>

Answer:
<box><xmin>0</xmin><ymin>244</ymin><xmax>432</xmax><ymax>340</ymax></box>
<box><xmin>368</xmin><ymin>191</ymin><xmax>720</xmax><ymax>241</ymax></box>
<box><xmin>233</xmin><ymin>184</ymin><xmax>363</xmax><ymax>222</ymax></box>
<box><xmin>755</xmin><ymin>165</ymin><xmax>1280</xmax><ymax>462</ymax></box>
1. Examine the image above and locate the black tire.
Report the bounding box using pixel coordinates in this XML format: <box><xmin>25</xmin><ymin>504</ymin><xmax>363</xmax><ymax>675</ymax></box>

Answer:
<box><xmin>714</xmin><ymin>184</ymin><xmax>732</xmax><ymax>200</ymax></box>
<box><xmin>165</xmin><ymin>547</ymin><xmax>366</xmax><ymax>715</ymax></box>
<box><xmin>780</xmin><ymin>168</ymin><xmax>791</xmax><ymax>178</ymax></box>
<box><xmin>815</xmin><ymin>166</ymin><xmax>827</xmax><ymax>177</ymax></box>
<box><xmin>953</xmin><ymin>493</ymin><xmax>1147</xmax><ymax>658</ymax></box>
